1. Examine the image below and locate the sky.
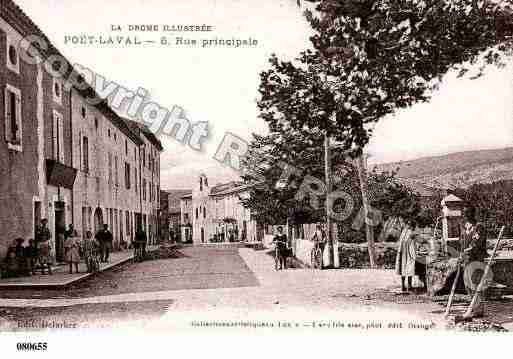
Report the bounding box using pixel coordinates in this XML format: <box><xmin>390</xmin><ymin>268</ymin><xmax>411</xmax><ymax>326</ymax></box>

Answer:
<box><xmin>14</xmin><ymin>0</ymin><xmax>513</xmax><ymax>188</ymax></box>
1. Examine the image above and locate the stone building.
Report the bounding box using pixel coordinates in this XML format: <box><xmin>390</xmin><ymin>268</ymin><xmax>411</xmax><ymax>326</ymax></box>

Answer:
<box><xmin>160</xmin><ymin>189</ymin><xmax>190</xmax><ymax>242</ymax></box>
<box><xmin>0</xmin><ymin>0</ymin><xmax>162</xmax><ymax>260</ymax></box>
<box><xmin>70</xmin><ymin>88</ymin><xmax>147</xmax><ymax>250</ymax></box>
<box><xmin>125</xmin><ymin>119</ymin><xmax>163</xmax><ymax>245</ymax></box>
<box><xmin>179</xmin><ymin>174</ymin><xmax>257</xmax><ymax>245</ymax></box>
<box><xmin>180</xmin><ymin>192</ymin><xmax>193</xmax><ymax>243</ymax></box>
<box><xmin>0</xmin><ymin>0</ymin><xmax>77</xmax><ymax>260</ymax></box>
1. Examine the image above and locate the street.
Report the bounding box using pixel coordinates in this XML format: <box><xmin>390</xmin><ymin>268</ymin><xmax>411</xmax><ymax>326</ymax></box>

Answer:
<box><xmin>1</xmin><ymin>245</ymin><xmax>512</xmax><ymax>332</ymax></box>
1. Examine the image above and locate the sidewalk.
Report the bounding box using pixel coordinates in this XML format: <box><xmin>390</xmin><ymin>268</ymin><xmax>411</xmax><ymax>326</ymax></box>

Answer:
<box><xmin>0</xmin><ymin>246</ymin><xmax>157</xmax><ymax>289</ymax></box>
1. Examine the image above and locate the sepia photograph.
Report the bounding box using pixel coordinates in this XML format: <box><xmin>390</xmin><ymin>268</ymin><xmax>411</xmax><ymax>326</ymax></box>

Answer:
<box><xmin>1</xmin><ymin>0</ymin><xmax>513</xmax><ymax>355</ymax></box>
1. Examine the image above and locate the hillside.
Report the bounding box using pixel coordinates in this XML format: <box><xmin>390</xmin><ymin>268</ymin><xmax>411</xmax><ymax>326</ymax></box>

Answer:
<box><xmin>373</xmin><ymin>147</ymin><xmax>513</xmax><ymax>189</ymax></box>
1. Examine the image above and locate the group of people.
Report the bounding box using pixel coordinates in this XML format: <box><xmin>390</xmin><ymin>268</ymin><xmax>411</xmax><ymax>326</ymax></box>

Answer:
<box><xmin>272</xmin><ymin>224</ymin><xmax>327</xmax><ymax>270</ymax></box>
<box><xmin>1</xmin><ymin>219</ymin><xmax>54</xmax><ymax>278</ymax></box>
<box><xmin>1</xmin><ymin>219</ymin><xmax>149</xmax><ymax>278</ymax></box>
<box><xmin>394</xmin><ymin>205</ymin><xmax>488</xmax><ymax>319</ymax></box>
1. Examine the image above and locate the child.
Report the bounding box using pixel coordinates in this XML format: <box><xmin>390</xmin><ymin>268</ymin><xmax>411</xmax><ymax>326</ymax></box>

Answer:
<box><xmin>2</xmin><ymin>245</ymin><xmax>19</xmax><ymax>278</ymax></box>
<box><xmin>64</xmin><ymin>230</ymin><xmax>81</xmax><ymax>274</ymax></box>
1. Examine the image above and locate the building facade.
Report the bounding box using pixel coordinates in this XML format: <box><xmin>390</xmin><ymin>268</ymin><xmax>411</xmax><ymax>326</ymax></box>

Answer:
<box><xmin>125</xmin><ymin>120</ymin><xmax>162</xmax><ymax>245</ymax></box>
<box><xmin>161</xmin><ymin>189</ymin><xmax>190</xmax><ymax>242</ymax></box>
<box><xmin>0</xmin><ymin>0</ymin><xmax>78</xmax><ymax>260</ymax></box>
<box><xmin>180</xmin><ymin>193</ymin><xmax>193</xmax><ymax>243</ymax></box>
<box><xmin>0</xmin><ymin>0</ymin><xmax>162</xmax><ymax>260</ymax></box>
<box><xmin>179</xmin><ymin>175</ymin><xmax>257</xmax><ymax>245</ymax></box>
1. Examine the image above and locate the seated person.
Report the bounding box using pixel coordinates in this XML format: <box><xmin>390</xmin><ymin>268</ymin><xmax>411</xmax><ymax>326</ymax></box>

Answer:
<box><xmin>2</xmin><ymin>244</ymin><xmax>19</xmax><ymax>278</ymax></box>
<box><xmin>25</xmin><ymin>239</ymin><xmax>38</xmax><ymax>275</ymax></box>
<box><xmin>14</xmin><ymin>238</ymin><xmax>32</xmax><ymax>277</ymax></box>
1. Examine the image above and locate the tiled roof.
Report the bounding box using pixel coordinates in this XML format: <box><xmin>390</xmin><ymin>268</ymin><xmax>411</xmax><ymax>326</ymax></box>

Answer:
<box><xmin>396</xmin><ymin>178</ymin><xmax>442</xmax><ymax>197</ymax></box>
<box><xmin>180</xmin><ymin>191</ymin><xmax>193</xmax><ymax>199</ymax></box>
<box><xmin>124</xmin><ymin>119</ymin><xmax>164</xmax><ymax>151</ymax></box>
<box><xmin>210</xmin><ymin>181</ymin><xmax>244</xmax><ymax>195</ymax></box>
<box><xmin>210</xmin><ymin>183</ymin><xmax>252</xmax><ymax>197</ymax></box>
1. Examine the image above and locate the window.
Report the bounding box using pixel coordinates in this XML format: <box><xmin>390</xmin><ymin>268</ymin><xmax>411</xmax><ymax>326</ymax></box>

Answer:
<box><xmin>53</xmin><ymin>111</ymin><xmax>64</xmax><ymax>162</ymax></box>
<box><xmin>196</xmin><ymin>208</ymin><xmax>198</xmax><ymax>219</ymax></box>
<box><xmin>94</xmin><ymin>117</ymin><xmax>99</xmax><ymax>130</ymax></box>
<box><xmin>125</xmin><ymin>162</ymin><xmax>131</xmax><ymax>189</ymax></box>
<box><xmin>108</xmin><ymin>128</ymin><xmax>111</xmax><ymax>138</ymax></box>
<box><xmin>126</xmin><ymin>211</ymin><xmax>130</xmax><ymax>240</ymax></box>
<box><xmin>53</xmin><ymin>78</ymin><xmax>62</xmax><ymax>104</ymax></box>
<box><xmin>134</xmin><ymin>168</ymin><xmax>138</xmax><ymax>193</ymax></box>
<box><xmin>142</xmin><ymin>147</ymin><xmax>146</xmax><ymax>167</ymax></box>
<box><xmin>81</xmin><ymin>106</ymin><xmax>86</xmax><ymax>118</ymax></box>
<box><xmin>6</xmin><ymin>37</ymin><xmax>19</xmax><ymax>73</ymax></box>
<box><xmin>108</xmin><ymin>153</ymin><xmax>112</xmax><ymax>184</ymax></box>
<box><xmin>125</xmin><ymin>140</ymin><xmax>128</xmax><ymax>156</ymax></box>
<box><xmin>4</xmin><ymin>84</ymin><xmax>22</xmax><ymax>151</ymax></box>
<box><xmin>115</xmin><ymin>156</ymin><xmax>119</xmax><ymax>186</ymax></box>
<box><xmin>203</xmin><ymin>207</ymin><xmax>206</xmax><ymax>219</ymax></box>
<box><xmin>82</xmin><ymin>136</ymin><xmax>89</xmax><ymax>172</ymax></box>
<box><xmin>143</xmin><ymin>179</ymin><xmax>147</xmax><ymax>201</ymax></box>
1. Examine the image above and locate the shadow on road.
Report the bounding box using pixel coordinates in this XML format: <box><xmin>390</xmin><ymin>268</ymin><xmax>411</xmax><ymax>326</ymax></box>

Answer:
<box><xmin>0</xmin><ymin>299</ymin><xmax>175</xmax><ymax>330</ymax></box>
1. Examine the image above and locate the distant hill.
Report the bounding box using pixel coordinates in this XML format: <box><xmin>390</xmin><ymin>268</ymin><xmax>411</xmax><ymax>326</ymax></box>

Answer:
<box><xmin>373</xmin><ymin>147</ymin><xmax>513</xmax><ymax>190</ymax></box>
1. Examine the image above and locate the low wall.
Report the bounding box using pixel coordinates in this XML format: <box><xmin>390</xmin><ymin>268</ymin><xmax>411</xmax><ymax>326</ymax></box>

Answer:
<box><xmin>262</xmin><ymin>234</ymin><xmax>274</xmax><ymax>249</ymax></box>
<box><xmin>294</xmin><ymin>239</ymin><xmax>315</xmax><ymax>267</ymax></box>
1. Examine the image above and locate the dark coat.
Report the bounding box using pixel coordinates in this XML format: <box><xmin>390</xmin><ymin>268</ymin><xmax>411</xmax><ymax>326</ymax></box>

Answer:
<box><xmin>461</xmin><ymin>222</ymin><xmax>487</xmax><ymax>262</ymax></box>
<box><xmin>135</xmin><ymin>230</ymin><xmax>147</xmax><ymax>244</ymax></box>
<box><xmin>95</xmin><ymin>230</ymin><xmax>113</xmax><ymax>243</ymax></box>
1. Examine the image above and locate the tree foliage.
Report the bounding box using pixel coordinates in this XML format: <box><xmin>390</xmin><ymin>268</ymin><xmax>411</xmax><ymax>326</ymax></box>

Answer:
<box><xmin>260</xmin><ymin>0</ymin><xmax>513</xmax><ymax>155</ymax></box>
<box><xmin>240</xmin><ymin>133</ymin><xmax>426</xmax><ymax>240</ymax></box>
<box><xmin>453</xmin><ymin>180</ymin><xmax>513</xmax><ymax>237</ymax></box>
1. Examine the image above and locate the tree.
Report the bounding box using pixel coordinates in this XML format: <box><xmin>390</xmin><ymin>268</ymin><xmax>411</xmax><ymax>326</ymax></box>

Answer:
<box><xmin>257</xmin><ymin>0</ymin><xmax>513</xmax><ymax>265</ymax></box>
<box><xmin>241</xmin><ymin>133</ymin><xmax>425</xmax><ymax>247</ymax></box>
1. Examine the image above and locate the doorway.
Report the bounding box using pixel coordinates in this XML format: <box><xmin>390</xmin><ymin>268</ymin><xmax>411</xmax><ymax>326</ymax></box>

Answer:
<box><xmin>54</xmin><ymin>201</ymin><xmax>65</xmax><ymax>262</ymax></box>
<box><xmin>94</xmin><ymin>207</ymin><xmax>104</xmax><ymax>233</ymax></box>
<box><xmin>33</xmin><ymin>201</ymin><xmax>41</xmax><ymax>239</ymax></box>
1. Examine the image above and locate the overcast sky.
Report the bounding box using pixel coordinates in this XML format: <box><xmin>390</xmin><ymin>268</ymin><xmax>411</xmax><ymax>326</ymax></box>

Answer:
<box><xmin>15</xmin><ymin>0</ymin><xmax>513</xmax><ymax>189</ymax></box>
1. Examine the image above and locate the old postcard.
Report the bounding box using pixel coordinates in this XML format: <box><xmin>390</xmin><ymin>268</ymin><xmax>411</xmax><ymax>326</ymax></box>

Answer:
<box><xmin>1</xmin><ymin>0</ymin><xmax>513</xmax><ymax>355</ymax></box>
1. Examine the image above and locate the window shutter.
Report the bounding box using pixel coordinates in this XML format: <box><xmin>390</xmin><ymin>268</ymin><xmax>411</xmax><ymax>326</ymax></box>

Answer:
<box><xmin>58</xmin><ymin>114</ymin><xmax>64</xmax><ymax>163</ymax></box>
<box><xmin>15</xmin><ymin>92</ymin><xmax>21</xmax><ymax>143</ymax></box>
<box><xmin>53</xmin><ymin>113</ymin><xmax>58</xmax><ymax>159</ymax></box>
<box><xmin>5</xmin><ymin>88</ymin><xmax>12</xmax><ymax>142</ymax></box>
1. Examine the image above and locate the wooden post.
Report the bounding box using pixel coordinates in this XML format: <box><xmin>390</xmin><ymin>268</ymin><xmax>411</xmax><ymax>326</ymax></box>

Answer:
<box><xmin>356</xmin><ymin>155</ymin><xmax>377</xmax><ymax>268</ymax></box>
<box><xmin>324</xmin><ymin>132</ymin><xmax>334</xmax><ymax>267</ymax></box>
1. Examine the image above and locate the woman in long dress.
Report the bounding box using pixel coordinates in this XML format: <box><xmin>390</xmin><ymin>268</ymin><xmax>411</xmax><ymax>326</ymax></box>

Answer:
<box><xmin>36</xmin><ymin>219</ymin><xmax>53</xmax><ymax>275</ymax></box>
<box><xmin>64</xmin><ymin>230</ymin><xmax>81</xmax><ymax>274</ymax></box>
<box><xmin>395</xmin><ymin>219</ymin><xmax>417</xmax><ymax>292</ymax></box>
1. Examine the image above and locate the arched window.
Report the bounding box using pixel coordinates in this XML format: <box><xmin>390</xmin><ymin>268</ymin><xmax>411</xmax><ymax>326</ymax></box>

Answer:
<box><xmin>203</xmin><ymin>206</ymin><xmax>206</xmax><ymax>218</ymax></box>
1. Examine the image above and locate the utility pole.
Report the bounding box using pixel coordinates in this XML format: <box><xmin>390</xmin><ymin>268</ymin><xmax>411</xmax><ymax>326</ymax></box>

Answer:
<box><xmin>355</xmin><ymin>154</ymin><xmax>377</xmax><ymax>268</ymax></box>
<box><xmin>324</xmin><ymin>131</ymin><xmax>336</xmax><ymax>268</ymax></box>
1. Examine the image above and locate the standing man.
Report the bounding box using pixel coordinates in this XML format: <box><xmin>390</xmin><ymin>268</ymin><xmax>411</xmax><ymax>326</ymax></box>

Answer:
<box><xmin>35</xmin><ymin>219</ymin><xmax>52</xmax><ymax>275</ymax></box>
<box><xmin>135</xmin><ymin>225</ymin><xmax>148</xmax><ymax>261</ymax></box>
<box><xmin>460</xmin><ymin>206</ymin><xmax>488</xmax><ymax>319</ymax></box>
<box><xmin>272</xmin><ymin>226</ymin><xmax>288</xmax><ymax>270</ymax></box>
<box><xmin>95</xmin><ymin>224</ymin><xmax>113</xmax><ymax>263</ymax></box>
